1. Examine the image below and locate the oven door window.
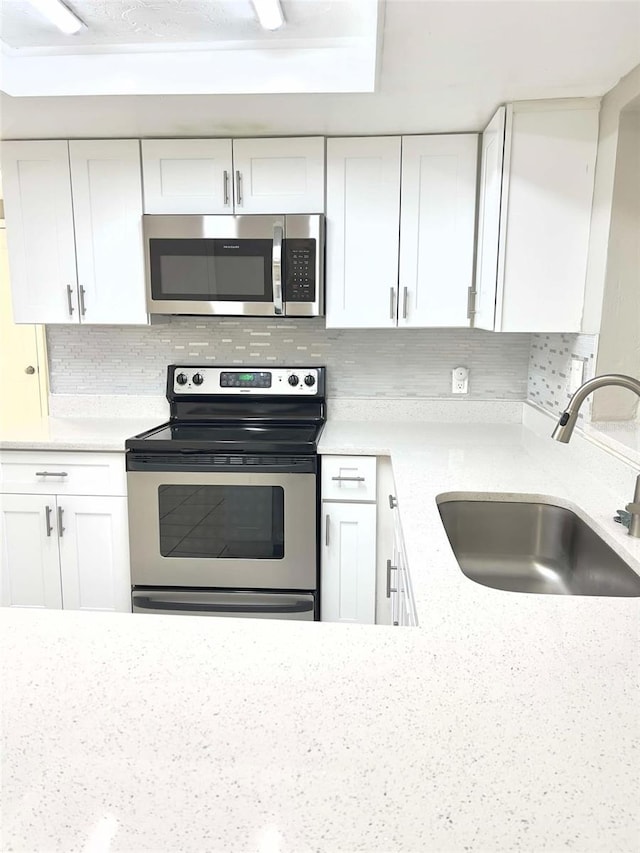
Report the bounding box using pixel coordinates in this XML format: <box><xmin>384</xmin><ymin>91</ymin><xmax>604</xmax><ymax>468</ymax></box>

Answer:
<box><xmin>158</xmin><ymin>484</ymin><xmax>284</xmax><ymax>559</ymax></box>
<box><xmin>149</xmin><ymin>239</ymin><xmax>273</xmax><ymax>302</ymax></box>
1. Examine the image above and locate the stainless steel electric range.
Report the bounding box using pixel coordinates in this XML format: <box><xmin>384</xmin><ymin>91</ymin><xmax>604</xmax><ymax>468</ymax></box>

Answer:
<box><xmin>125</xmin><ymin>365</ymin><xmax>326</xmax><ymax>620</ymax></box>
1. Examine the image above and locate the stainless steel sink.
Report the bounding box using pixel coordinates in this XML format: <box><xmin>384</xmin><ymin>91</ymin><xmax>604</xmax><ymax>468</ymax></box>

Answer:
<box><xmin>438</xmin><ymin>498</ymin><xmax>640</xmax><ymax>597</ymax></box>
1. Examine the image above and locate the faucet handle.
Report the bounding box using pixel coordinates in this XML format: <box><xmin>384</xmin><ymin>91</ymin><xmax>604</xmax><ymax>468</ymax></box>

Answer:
<box><xmin>624</xmin><ymin>502</ymin><xmax>640</xmax><ymax>515</ymax></box>
<box><xmin>614</xmin><ymin>509</ymin><xmax>632</xmax><ymax>528</ymax></box>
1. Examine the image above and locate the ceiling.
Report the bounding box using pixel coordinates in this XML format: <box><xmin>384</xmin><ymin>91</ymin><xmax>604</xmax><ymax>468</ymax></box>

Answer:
<box><xmin>1</xmin><ymin>0</ymin><xmax>366</xmax><ymax>47</ymax></box>
<box><xmin>1</xmin><ymin>0</ymin><xmax>640</xmax><ymax>138</ymax></box>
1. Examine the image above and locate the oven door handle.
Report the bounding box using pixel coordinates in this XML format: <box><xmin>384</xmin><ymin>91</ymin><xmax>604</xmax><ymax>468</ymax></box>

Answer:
<box><xmin>272</xmin><ymin>223</ymin><xmax>284</xmax><ymax>316</ymax></box>
<box><xmin>133</xmin><ymin>596</ymin><xmax>314</xmax><ymax>614</ymax></box>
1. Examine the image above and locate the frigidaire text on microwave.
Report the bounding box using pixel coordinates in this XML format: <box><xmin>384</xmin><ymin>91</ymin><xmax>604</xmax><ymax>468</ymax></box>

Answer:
<box><xmin>143</xmin><ymin>214</ymin><xmax>324</xmax><ymax>317</ymax></box>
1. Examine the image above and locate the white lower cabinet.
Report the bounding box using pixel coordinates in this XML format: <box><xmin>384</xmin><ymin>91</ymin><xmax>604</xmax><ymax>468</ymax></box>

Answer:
<box><xmin>321</xmin><ymin>454</ymin><xmax>377</xmax><ymax>624</ymax></box>
<box><xmin>0</xmin><ymin>494</ymin><xmax>63</xmax><ymax>608</ymax></box>
<box><xmin>321</xmin><ymin>502</ymin><xmax>376</xmax><ymax>624</ymax></box>
<box><xmin>57</xmin><ymin>496</ymin><xmax>131</xmax><ymax>612</ymax></box>
<box><xmin>0</xmin><ymin>451</ymin><xmax>131</xmax><ymax>612</ymax></box>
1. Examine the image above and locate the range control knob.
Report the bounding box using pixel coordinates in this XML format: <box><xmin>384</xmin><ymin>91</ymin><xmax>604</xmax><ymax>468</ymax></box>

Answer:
<box><xmin>176</xmin><ymin>373</ymin><xmax>188</xmax><ymax>386</ymax></box>
<box><xmin>192</xmin><ymin>373</ymin><xmax>204</xmax><ymax>386</ymax></box>
<box><xmin>288</xmin><ymin>374</ymin><xmax>300</xmax><ymax>387</ymax></box>
<box><xmin>304</xmin><ymin>374</ymin><xmax>316</xmax><ymax>387</ymax></box>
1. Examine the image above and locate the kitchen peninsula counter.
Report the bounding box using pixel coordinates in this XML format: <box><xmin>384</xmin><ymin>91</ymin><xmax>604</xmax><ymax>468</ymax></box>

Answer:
<box><xmin>2</xmin><ymin>405</ymin><xmax>639</xmax><ymax>852</ymax></box>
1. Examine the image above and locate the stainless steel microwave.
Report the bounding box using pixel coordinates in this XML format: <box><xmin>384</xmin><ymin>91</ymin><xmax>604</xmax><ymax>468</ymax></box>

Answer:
<box><xmin>143</xmin><ymin>214</ymin><xmax>324</xmax><ymax>317</ymax></box>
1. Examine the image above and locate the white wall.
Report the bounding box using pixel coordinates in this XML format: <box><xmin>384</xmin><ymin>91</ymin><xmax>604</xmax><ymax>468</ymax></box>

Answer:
<box><xmin>591</xmin><ymin>110</ymin><xmax>640</xmax><ymax>421</ymax></box>
<box><xmin>582</xmin><ymin>63</ymin><xmax>640</xmax><ymax>332</ymax></box>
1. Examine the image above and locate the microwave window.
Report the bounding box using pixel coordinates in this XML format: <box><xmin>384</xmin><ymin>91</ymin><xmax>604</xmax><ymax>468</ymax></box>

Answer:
<box><xmin>150</xmin><ymin>239</ymin><xmax>272</xmax><ymax>302</ymax></box>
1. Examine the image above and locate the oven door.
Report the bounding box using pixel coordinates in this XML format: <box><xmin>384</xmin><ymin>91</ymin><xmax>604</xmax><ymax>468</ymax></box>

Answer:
<box><xmin>127</xmin><ymin>469</ymin><xmax>317</xmax><ymax>590</ymax></box>
<box><xmin>144</xmin><ymin>214</ymin><xmax>284</xmax><ymax>316</ymax></box>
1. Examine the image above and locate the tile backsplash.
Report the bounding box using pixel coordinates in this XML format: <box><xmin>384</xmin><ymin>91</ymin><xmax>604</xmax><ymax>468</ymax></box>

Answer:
<box><xmin>527</xmin><ymin>333</ymin><xmax>598</xmax><ymax>420</ymax></box>
<box><xmin>47</xmin><ymin>318</ymin><xmax>532</xmax><ymax>400</ymax></box>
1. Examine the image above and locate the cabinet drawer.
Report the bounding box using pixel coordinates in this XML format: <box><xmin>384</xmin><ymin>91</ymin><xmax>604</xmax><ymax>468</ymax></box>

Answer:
<box><xmin>321</xmin><ymin>455</ymin><xmax>377</xmax><ymax>503</ymax></box>
<box><xmin>0</xmin><ymin>451</ymin><xmax>126</xmax><ymax>496</ymax></box>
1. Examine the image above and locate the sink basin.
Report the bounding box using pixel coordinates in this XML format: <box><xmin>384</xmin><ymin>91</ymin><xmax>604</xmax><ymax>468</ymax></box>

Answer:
<box><xmin>437</xmin><ymin>498</ymin><xmax>640</xmax><ymax>597</ymax></box>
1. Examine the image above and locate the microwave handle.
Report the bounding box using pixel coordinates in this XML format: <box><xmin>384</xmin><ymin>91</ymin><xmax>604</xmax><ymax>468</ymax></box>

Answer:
<box><xmin>272</xmin><ymin>223</ymin><xmax>284</xmax><ymax>315</ymax></box>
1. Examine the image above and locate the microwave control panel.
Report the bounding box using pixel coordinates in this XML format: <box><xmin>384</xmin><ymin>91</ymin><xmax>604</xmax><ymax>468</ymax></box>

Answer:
<box><xmin>284</xmin><ymin>239</ymin><xmax>316</xmax><ymax>303</ymax></box>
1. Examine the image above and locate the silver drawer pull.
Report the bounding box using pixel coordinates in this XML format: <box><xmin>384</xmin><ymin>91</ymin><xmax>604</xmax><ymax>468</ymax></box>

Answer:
<box><xmin>57</xmin><ymin>506</ymin><xmax>65</xmax><ymax>538</ymax></box>
<box><xmin>45</xmin><ymin>505</ymin><xmax>54</xmax><ymax>537</ymax></box>
<box><xmin>331</xmin><ymin>476</ymin><xmax>365</xmax><ymax>482</ymax></box>
<box><xmin>79</xmin><ymin>285</ymin><xmax>87</xmax><ymax>316</ymax></box>
<box><xmin>325</xmin><ymin>514</ymin><xmax>330</xmax><ymax>546</ymax></box>
<box><xmin>389</xmin><ymin>286</ymin><xmax>396</xmax><ymax>320</ymax></box>
<box><xmin>388</xmin><ymin>494</ymin><xmax>398</xmax><ymax>509</ymax></box>
<box><xmin>36</xmin><ymin>471</ymin><xmax>68</xmax><ymax>477</ymax></box>
<box><xmin>235</xmin><ymin>170</ymin><xmax>242</xmax><ymax>205</ymax></box>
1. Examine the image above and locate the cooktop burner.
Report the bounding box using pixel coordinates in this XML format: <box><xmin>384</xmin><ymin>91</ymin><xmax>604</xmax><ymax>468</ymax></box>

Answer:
<box><xmin>125</xmin><ymin>365</ymin><xmax>326</xmax><ymax>458</ymax></box>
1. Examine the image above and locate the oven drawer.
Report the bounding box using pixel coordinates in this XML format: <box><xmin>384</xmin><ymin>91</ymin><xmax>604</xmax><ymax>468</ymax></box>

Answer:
<box><xmin>0</xmin><ymin>451</ymin><xmax>127</xmax><ymax>496</ymax></box>
<box><xmin>132</xmin><ymin>589</ymin><xmax>316</xmax><ymax>620</ymax></box>
<box><xmin>321</xmin><ymin>455</ymin><xmax>377</xmax><ymax>503</ymax></box>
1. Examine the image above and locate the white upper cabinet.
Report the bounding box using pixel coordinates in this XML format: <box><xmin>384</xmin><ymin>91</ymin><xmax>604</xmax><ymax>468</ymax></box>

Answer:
<box><xmin>399</xmin><ymin>134</ymin><xmax>478</xmax><ymax>327</ymax></box>
<box><xmin>140</xmin><ymin>137</ymin><xmax>324</xmax><ymax>215</ymax></box>
<box><xmin>2</xmin><ymin>139</ymin><xmax>148</xmax><ymax>326</ymax></box>
<box><xmin>326</xmin><ymin>137</ymin><xmax>401</xmax><ymax>328</ymax></box>
<box><xmin>141</xmin><ymin>138</ymin><xmax>233</xmax><ymax>214</ymax></box>
<box><xmin>232</xmin><ymin>137</ymin><xmax>325</xmax><ymax>214</ymax></box>
<box><xmin>69</xmin><ymin>140</ymin><xmax>147</xmax><ymax>325</ymax></box>
<box><xmin>1</xmin><ymin>141</ymin><xmax>78</xmax><ymax>324</ymax></box>
<box><xmin>473</xmin><ymin>101</ymin><xmax>600</xmax><ymax>332</ymax></box>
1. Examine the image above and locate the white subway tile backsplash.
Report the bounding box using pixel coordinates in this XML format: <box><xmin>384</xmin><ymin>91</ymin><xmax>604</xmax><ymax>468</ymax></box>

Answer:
<box><xmin>46</xmin><ymin>318</ymin><xmax>532</xmax><ymax>400</ymax></box>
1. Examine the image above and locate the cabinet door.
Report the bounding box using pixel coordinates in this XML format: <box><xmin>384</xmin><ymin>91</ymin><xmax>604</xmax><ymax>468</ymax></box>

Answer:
<box><xmin>232</xmin><ymin>137</ymin><xmax>325</xmax><ymax>214</ymax></box>
<box><xmin>497</xmin><ymin>103</ymin><xmax>599</xmax><ymax>332</ymax></box>
<box><xmin>141</xmin><ymin>139</ymin><xmax>233</xmax><ymax>214</ymax></box>
<box><xmin>321</xmin><ymin>502</ymin><xmax>376</xmax><ymax>624</ymax></box>
<box><xmin>473</xmin><ymin>107</ymin><xmax>508</xmax><ymax>331</ymax></box>
<box><xmin>0</xmin><ymin>494</ymin><xmax>62</xmax><ymax>608</ymax></box>
<box><xmin>69</xmin><ymin>140</ymin><xmax>147</xmax><ymax>325</ymax></box>
<box><xmin>326</xmin><ymin>137</ymin><xmax>401</xmax><ymax>328</ymax></box>
<box><xmin>57</xmin><ymin>495</ymin><xmax>131</xmax><ymax>612</ymax></box>
<box><xmin>1</xmin><ymin>140</ymin><xmax>78</xmax><ymax>324</ymax></box>
<box><xmin>399</xmin><ymin>134</ymin><xmax>478</xmax><ymax>328</ymax></box>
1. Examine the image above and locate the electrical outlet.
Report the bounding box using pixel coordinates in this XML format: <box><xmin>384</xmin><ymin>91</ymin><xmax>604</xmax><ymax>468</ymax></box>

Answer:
<box><xmin>569</xmin><ymin>357</ymin><xmax>585</xmax><ymax>394</ymax></box>
<box><xmin>452</xmin><ymin>366</ymin><xmax>469</xmax><ymax>394</ymax></box>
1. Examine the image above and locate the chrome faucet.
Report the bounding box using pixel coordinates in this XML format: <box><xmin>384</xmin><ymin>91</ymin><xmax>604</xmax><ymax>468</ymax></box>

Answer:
<box><xmin>551</xmin><ymin>373</ymin><xmax>640</xmax><ymax>538</ymax></box>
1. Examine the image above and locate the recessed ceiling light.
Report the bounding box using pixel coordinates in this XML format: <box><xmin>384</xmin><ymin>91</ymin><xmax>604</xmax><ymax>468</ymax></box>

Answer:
<box><xmin>29</xmin><ymin>0</ymin><xmax>85</xmax><ymax>35</ymax></box>
<box><xmin>252</xmin><ymin>0</ymin><xmax>285</xmax><ymax>31</ymax></box>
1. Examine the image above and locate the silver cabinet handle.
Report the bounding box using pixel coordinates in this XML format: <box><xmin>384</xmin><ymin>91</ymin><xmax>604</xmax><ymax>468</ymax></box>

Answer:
<box><xmin>331</xmin><ymin>475</ymin><xmax>365</xmax><ymax>482</ymax></box>
<box><xmin>467</xmin><ymin>285</ymin><xmax>477</xmax><ymax>320</ymax></box>
<box><xmin>45</xmin><ymin>505</ymin><xmax>54</xmax><ymax>537</ymax></box>
<box><xmin>66</xmin><ymin>284</ymin><xmax>75</xmax><ymax>316</ymax></box>
<box><xmin>389</xmin><ymin>286</ymin><xmax>396</xmax><ymax>320</ymax></box>
<box><xmin>25</xmin><ymin>365</ymin><xmax>36</xmax><ymax>375</ymax></box>
<box><xmin>325</xmin><ymin>514</ymin><xmax>330</xmax><ymax>546</ymax></box>
<box><xmin>272</xmin><ymin>223</ymin><xmax>283</xmax><ymax>316</ymax></box>
<box><xmin>223</xmin><ymin>170</ymin><xmax>230</xmax><ymax>206</ymax></box>
<box><xmin>79</xmin><ymin>285</ymin><xmax>86</xmax><ymax>316</ymax></box>
<box><xmin>386</xmin><ymin>559</ymin><xmax>397</xmax><ymax>598</ymax></box>
<box><xmin>57</xmin><ymin>506</ymin><xmax>65</xmax><ymax>538</ymax></box>
<box><xmin>235</xmin><ymin>170</ymin><xmax>242</xmax><ymax>206</ymax></box>
<box><xmin>36</xmin><ymin>471</ymin><xmax>68</xmax><ymax>477</ymax></box>
<box><xmin>388</xmin><ymin>494</ymin><xmax>398</xmax><ymax>509</ymax></box>
<box><xmin>402</xmin><ymin>286</ymin><xmax>408</xmax><ymax>320</ymax></box>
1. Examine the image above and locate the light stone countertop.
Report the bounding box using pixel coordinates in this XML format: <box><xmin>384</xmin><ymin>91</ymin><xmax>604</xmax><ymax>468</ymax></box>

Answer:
<box><xmin>0</xmin><ymin>415</ymin><xmax>163</xmax><ymax>452</ymax></box>
<box><xmin>2</xmin><ymin>405</ymin><xmax>640</xmax><ymax>852</ymax></box>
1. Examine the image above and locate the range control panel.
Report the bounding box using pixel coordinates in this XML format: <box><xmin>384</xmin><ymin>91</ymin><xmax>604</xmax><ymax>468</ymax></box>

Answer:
<box><xmin>171</xmin><ymin>366</ymin><xmax>323</xmax><ymax>396</ymax></box>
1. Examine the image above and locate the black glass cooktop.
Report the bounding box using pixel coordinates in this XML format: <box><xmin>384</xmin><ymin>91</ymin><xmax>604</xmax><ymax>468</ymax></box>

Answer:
<box><xmin>125</xmin><ymin>421</ymin><xmax>322</xmax><ymax>455</ymax></box>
